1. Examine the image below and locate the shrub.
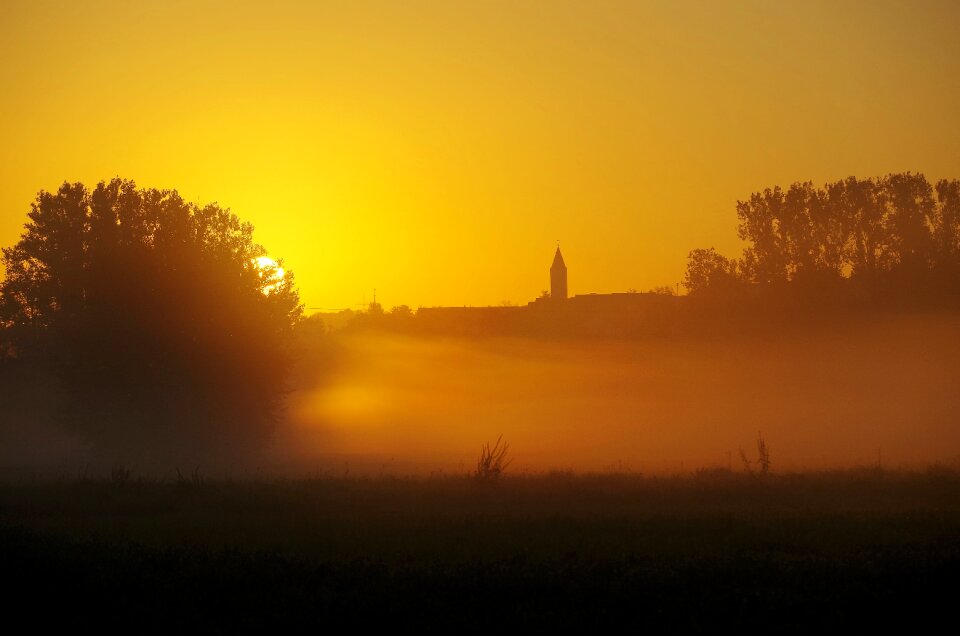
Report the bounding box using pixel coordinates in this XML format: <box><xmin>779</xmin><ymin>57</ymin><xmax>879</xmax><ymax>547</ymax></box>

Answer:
<box><xmin>757</xmin><ymin>432</ymin><xmax>771</xmax><ymax>475</ymax></box>
<box><xmin>475</xmin><ymin>436</ymin><xmax>511</xmax><ymax>480</ymax></box>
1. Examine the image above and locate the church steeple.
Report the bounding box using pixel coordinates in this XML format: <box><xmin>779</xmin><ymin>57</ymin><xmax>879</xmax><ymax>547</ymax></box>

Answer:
<box><xmin>550</xmin><ymin>246</ymin><xmax>567</xmax><ymax>300</ymax></box>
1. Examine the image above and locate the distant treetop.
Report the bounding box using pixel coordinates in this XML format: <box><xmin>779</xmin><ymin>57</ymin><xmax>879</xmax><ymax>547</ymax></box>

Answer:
<box><xmin>684</xmin><ymin>172</ymin><xmax>960</xmax><ymax>301</ymax></box>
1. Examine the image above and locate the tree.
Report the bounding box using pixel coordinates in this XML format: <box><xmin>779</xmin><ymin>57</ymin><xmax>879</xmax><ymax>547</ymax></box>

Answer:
<box><xmin>824</xmin><ymin>176</ymin><xmax>892</xmax><ymax>284</ymax></box>
<box><xmin>736</xmin><ymin>187</ymin><xmax>788</xmax><ymax>284</ymax></box>
<box><xmin>688</xmin><ymin>172</ymin><xmax>960</xmax><ymax>304</ymax></box>
<box><xmin>884</xmin><ymin>172</ymin><xmax>936</xmax><ymax>271</ymax></box>
<box><xmin>0</xmin><ymin>179</ymin><xmax>302</xmax><ymax>465</ymax></box>
<box><xmin>390</xmin><ymin>304</ymin><xmax>414</xmax><ymax>319</ymax></box>
<box><xmin>934</xmin><ymin>179</ymin><xmax>960</xmax><ymax>267</ymax></box>
<box><xmin>683</xmin><ymin>248</ymin><xmax>740</xmax><ymax>294</ymax></box>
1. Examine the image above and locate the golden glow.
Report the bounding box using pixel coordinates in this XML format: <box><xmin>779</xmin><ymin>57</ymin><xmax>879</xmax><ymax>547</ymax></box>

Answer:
<box><xmin>1</xmin><ymin>1</ymin><xmax>959</xmax><ymax>310</ymax></box>
<box><xmin>255</xmin><ymin>256</ymin><xmax>285</xmax><ymax>294</ymax></box>
<box><xmin>282</xmin><ymin>320</ymin><xmax>960</xmax><ymax>473</ymax></box>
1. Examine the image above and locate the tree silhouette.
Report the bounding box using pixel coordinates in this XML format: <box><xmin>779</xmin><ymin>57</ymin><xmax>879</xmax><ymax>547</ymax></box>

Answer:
<box><xmin>736</xmin><ymin>186</ymin><xmax>789</xmax><ymax>285</ymax></box>
<box><xmin>683</xmin><ymin>248</ymin><xmax>740</xmax><ymax>294</ymax></box>
<box><xmin>885</xmin><ymin>172</ymin><xmax>936</xmax><ymax>272</ymax></box>
<box><xmin>0</xmin><ymin>179</ymin><xmax>302</xmax><ymax>465</ymax></box>
<box><xmin>688</xmin><ymin>172</ymin><xmax>960</xmax><ymax>301</ymax></box>
<box><xmin>824</xmin><ymin>176</ymin><xmax>890</xmax><ymax>284</ymax></box>
<box><xmin>935</xmin><ymin>179</ymin><xmax>960</xmax><ymax>271</ymax></box>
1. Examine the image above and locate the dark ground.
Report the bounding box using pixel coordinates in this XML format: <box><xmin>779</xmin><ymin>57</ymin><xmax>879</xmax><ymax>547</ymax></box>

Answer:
<box><xmin>2</xmin><ymin>469</ymin><xmax>959</xmax><ymax>631</ymax></box>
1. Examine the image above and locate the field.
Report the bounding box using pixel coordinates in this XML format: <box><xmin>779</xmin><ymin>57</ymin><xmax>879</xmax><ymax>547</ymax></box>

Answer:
<box><xmin>3</xmin><ymin>469</ymin><xmax>960</xmax><ymax>630</ymax></box>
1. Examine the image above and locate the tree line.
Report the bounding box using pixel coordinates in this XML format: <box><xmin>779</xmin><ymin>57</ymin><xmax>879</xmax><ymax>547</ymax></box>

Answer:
<box><xmin>684</xmin><ymin>173</ymin><xmax>960</xmax><ymax>301</ymax></box>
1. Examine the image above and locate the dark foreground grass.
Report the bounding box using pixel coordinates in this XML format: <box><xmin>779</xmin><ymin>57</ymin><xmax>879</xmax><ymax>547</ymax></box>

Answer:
<box><xmin>2</xmin><ymin>469</ymin><xmax>959</xmax><ymax>631</ymax></box>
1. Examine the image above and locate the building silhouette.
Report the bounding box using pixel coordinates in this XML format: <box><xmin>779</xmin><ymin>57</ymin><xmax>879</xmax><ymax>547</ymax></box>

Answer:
<box><xmin>412</xmin><ymin>247</ymin><xmax>681</xmax><ymax>336</ymax></box>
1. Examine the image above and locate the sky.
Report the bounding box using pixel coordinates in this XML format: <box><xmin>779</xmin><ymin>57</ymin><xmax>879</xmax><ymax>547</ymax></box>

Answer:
<box><xmin>1</xmin><ymin>0</ymin><xmax>959</xmax><ymax>311</ymax></box>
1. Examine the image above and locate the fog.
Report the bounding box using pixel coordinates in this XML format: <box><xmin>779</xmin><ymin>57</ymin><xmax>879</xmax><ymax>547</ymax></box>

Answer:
<box><xmin>280</xmin><ymin>313</ymin><xmax>960</xmax><ymax>474</ymax></box>
<box><xmin>2</xmin><ymin>313</ymin><xmax>958</xmax><ymax>478</ymax></box>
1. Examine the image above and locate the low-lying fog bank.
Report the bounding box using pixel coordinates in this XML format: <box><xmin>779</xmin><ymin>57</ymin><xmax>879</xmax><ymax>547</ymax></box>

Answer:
<box><xmin>279</xmin><ymin>312</ymin><xmax>960</xmax><ymax>475</ymax></box>
<box><xmin>3</xmin><ymin>312</ymin><xmax>958</xmax><ymax>478</ymax></box>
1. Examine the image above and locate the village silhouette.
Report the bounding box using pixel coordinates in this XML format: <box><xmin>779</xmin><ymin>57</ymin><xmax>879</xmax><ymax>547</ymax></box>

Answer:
<box><xmin>409</xmin><ymin>245</ymin><xmax>683</xmax><ymax>337</ymax></box>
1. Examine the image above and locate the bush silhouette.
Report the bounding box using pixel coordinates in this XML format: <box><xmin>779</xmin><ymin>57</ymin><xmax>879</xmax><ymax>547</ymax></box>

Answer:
<box><xmin>476</xmin><ymin>436</ymin><xmax>511</xmax><ymax>480</ymax></box>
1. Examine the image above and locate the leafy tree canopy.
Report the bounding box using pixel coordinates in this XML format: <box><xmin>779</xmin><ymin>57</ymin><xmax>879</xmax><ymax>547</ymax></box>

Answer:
<box><xmin>686</xmin><ymin>173</ymin><xmax>960</xmax><ymax>300</ymax></box>
<box><xmin>0</xmin><ymin>179</ymin><xmax>303</xmax><ymax>464</ymax></box>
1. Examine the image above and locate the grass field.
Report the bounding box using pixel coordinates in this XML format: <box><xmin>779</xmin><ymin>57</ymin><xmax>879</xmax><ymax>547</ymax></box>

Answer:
<box><xmin>2</xmin><ymin>468</ymin><xmax>959</xmax><ymax>630</ymax></box>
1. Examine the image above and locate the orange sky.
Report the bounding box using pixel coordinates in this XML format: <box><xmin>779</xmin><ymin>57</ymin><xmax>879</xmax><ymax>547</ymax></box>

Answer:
<box><xmin>2</xmin><ymin>0</ymin><xmax>959</xmax><ymax>310</ymax></box>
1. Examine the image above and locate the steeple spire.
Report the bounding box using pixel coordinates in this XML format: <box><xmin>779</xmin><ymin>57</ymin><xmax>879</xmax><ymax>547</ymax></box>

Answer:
<box><xmin>552</xmin><ymin>246</ymin><xmax>565</xmax><ymax>269</ymax></box>
<box><xmin>550</xmin><ymin>246</ymin><xmax>567</xmax><ymax>300</ymax></box>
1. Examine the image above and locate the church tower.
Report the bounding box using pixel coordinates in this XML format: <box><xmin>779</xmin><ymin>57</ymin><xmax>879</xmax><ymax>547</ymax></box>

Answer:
<box><xmin>550</xmin><ymin>246</ymin><xmax>567</xmax><ymax>300</ymax></box>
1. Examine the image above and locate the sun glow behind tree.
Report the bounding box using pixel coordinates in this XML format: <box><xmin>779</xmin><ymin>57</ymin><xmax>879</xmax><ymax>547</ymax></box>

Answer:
<box><xmin>0</xmin><ymin>179</ymin><xmax>303</xmax><ymax>466</ymax></box>
<box><xmin>256</xmin><ymin>256</ymin><xmax>286</xmax><ymax>294</ymax></box>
